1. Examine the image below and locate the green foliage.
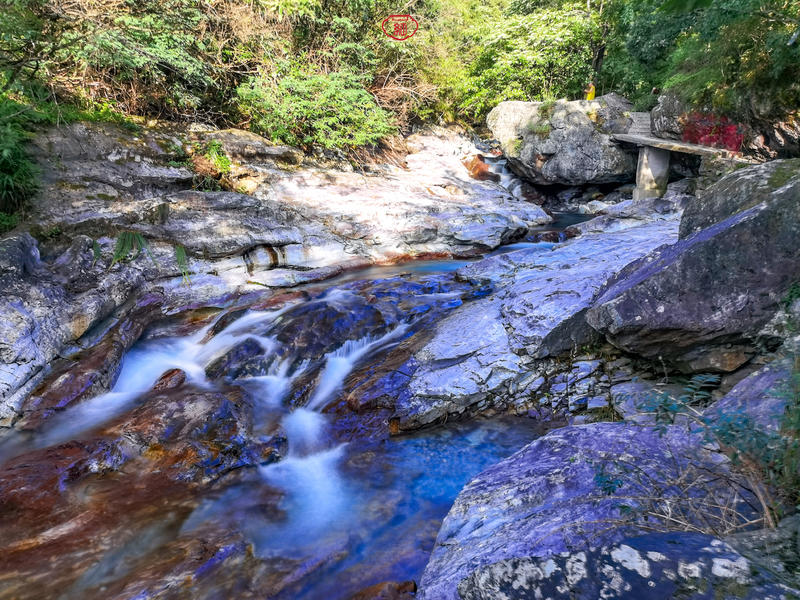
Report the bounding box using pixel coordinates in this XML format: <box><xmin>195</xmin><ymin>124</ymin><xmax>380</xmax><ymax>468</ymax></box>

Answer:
<box><xmin>600</xmin><ymin>0</ymin><xmax>800</xmax><ymax>119</ymax></box>
<box><xmin>641</xmin><ymin>367</ymin><xmax>800</xmax><ymax>518</ymax></box>
<box><xmin>526</xmin><ymin>121</ymin><xmax>551</xmax><ymax>137</ymax></box>
<box><xmin>0</xmin><ymin>122</ymin><xmax>38</xmax><ymax>213</ymax></box>
<box><xmin>111</xmin><ymin>231</ymin><xmax>152</xmax><ymax>267</ymax></box>
<box><xmin>92</xmin><ymin>239</ymin><xmax>102</xmax><ymax>266</ymax></box>
<box><xmin>174</xmin><ymin>244</ymin><xmax>190</xmax><ymax>284</ymax></box>
<box><xmin>456</xmin><ymin>6</ymin><xmax>601</xmax><ymax>119</ymax></box>
<box><xmin>236</xmin><ymin>68</ymin><xmax>396</xmax><ymax>150</ymax></box>
<box><xmin>200</xmin><ymin>140</ymin><xmax>231</xmax><ymax>174</ymax></box>
<box><xmin>0</xmin><ymin>96</ymin><xmax>41</xmax><ymax>214</ymax></box>
<box><xmin>784</xmin><ymin>282</ymin><xmax>800</xmax><ymax>311</ymax></box>
<box><xmin>594</xmin><ymin>464</ymin><xmax>624</xmax><ymax>495</ymax></box>
<box><xmin>1</xmin><ymin>0</ymin><xmax>798</xmax><ymax>163</ymax></box>
<box><xmin>637</xmin><ymin>373</ymin><xmax>719</xmax><ymax>432</ymax></box>
<box><xmin>0</xmin><ymin>212</ymin><xmax>19</xmax><ymax>234</ymax></box>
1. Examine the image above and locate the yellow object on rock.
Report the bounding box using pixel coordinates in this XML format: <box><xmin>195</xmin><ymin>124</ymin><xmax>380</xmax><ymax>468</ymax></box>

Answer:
<box><xmin>585</xmin><ymin>83</ymin><xmax>596</xmax><ymax>101</ymax></box>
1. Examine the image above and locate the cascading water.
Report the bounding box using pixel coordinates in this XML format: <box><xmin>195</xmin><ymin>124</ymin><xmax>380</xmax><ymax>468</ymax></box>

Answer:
<box><xmin>0</xmin><ymin>259</ymin><xmax>573</xmax><ymax>599</ymax></box>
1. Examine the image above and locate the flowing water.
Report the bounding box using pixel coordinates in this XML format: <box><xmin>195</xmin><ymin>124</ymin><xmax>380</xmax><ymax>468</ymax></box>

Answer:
<box><xmin>0</xmin><ymin>271</ymin><xmax>544</xmax><ymax>598</ymax></box>
<box><xmin>0</xmin><ymin>153</ymin><xmax>584</xmax><ymax>598</ymax></box>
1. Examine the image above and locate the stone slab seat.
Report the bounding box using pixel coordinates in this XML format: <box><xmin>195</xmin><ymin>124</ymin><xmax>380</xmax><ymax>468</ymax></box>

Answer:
<box><xmin>611</xmin><ymin>133</ymin><xmax>753</xmax><ymax>201</ymax></box>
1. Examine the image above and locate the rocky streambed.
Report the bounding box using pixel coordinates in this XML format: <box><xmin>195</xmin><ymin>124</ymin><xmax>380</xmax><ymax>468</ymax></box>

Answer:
<box><xmin>1</xmin><ymin>112</ymin><xmax>800</xmax><ymax>600</ymax></box>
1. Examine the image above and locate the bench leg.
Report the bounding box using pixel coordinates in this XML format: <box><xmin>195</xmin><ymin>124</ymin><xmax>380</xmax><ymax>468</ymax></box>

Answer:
<box><xmin>633</xmin><ymin>146</ymin><xmax>670</xmax><ymax>201</ymax></box>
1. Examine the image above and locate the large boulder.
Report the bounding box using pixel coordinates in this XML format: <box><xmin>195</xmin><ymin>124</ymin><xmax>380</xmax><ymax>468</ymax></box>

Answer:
<box><xmin>587</xmin><ymin>160</ymin><xmax>800</xmax><ymax>373</ymax></box>
<box><xmin>416</xmin><ymin>422</ymin><xmax>745</xmax><ymax>600</ymax></box>
<box><xmin>487</xmin><ymin>94</ymin><xmax>637</xmax><ymax>186</ymax></box>
<box><xmin>650</xmin><ymin>93</ymin><xmax>687</xmax><ymax>141</ymax></box>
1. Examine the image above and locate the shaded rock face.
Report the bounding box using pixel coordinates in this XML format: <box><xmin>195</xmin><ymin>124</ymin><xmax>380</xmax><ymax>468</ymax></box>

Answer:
<box><xmin>0</xmin><ymin>232</ymin><xmax>148</xmax><ymax>427</ymax></box>
<box><xmin>650</xmin><ymin>93</ymin><xmax>686</xmax><ymax>141</ymax></box>
<box><xmin>705</xmin><ymin>358</ymin><xmax>794</xmax><ymax>431</ymax></box>
<box><xmin>587</xmin><ymin>160</ymin><xmax>800</xmax><ymax>373</ymax></box>
<box><xmin>747</xmin><ymin>117</ymin><xmax>800</xmax><ymax>161</ymax></box>
<box><xmin>458</xmin><ymin>533</ymin><xmax>798</xmax><ymax>600</ymax></box>
<box><xmin>416</xmin><ymin>422</ymin><xmax>745</xmax><ymax>600</ymax></box>
<box><xmin>486</xmin><ymin>94</ymin><xmax>637</xmax><ymax>186</ymax></box>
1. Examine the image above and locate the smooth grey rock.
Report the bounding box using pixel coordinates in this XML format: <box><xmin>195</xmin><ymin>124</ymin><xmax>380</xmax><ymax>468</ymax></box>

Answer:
<box><xmin>459</xmin><ymin>532</ymin><xmax>799</xmax><ymax>600</ymax></box>
<box><xmin>587</xmin><ymin>161</ymin><xmax>800</xmax><ymax>373</ymax></box>
<box><xmin>487</xmin><ymin>94</ymin><xmax>637</xmax><ymax>186</ymax></box>
<box><xmin>0</xmin><ymin>234</ymin><xmax>41</xmax><ymax>277</ymax></box>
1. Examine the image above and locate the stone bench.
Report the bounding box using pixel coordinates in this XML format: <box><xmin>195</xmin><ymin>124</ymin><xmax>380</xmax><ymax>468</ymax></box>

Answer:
<box><xmin>612</xmin><ymin>133</ymin><xmax>750</xmax><ymax>200</ymax></box>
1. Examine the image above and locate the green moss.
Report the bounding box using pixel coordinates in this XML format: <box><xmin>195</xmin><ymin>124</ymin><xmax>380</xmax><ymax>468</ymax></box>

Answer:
<box><xmin>525</xmin><ymin>121</ymin><xmax>551</xmax><ymax>137</ymax></box>
<box><xmin>509</xmin><ymin>138</ymin><xmax>524</xmax><ymax>157</ymax></box>
<box><xmin>539</xmin><ymin>99</ymin><xmax>557</xmax><ymax>119</ymax></box>
<box><xmin>767</xmin><ymin>160</ymin><xmax>800</xmax><ymax>190</ymax></box>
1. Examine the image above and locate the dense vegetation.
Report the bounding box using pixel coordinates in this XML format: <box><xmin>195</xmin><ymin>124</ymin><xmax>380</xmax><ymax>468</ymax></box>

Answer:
<box><xmin>0</xmin><ymin>0</ymin><xmax>798</xmax><ymax>227</ymax></box>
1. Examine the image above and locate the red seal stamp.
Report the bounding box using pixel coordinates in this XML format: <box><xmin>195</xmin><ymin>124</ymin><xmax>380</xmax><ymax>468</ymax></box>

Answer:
<box><xmin>381</xmin><ymin>15</ymin><xmax>419</xmax><ymax>41</ymax></box>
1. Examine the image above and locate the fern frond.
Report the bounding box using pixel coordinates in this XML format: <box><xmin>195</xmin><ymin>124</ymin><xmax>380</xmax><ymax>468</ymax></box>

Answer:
<box><xmin>174</xmin><ymin>244</ymin><xmax>191</xmax><ymax>284</ymax></box>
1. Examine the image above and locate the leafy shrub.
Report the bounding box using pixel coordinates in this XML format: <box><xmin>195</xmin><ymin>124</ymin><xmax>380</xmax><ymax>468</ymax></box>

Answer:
<box><xmin>0</xmin><ymin>122</ymin><xmax>39</xmax><ymax>214</ymax></box>
<box><xmin>0</xmin><ymin>97</ymin><xmax>40</xmax><ymax>214</ymax></box>
<box><xmin>681</xmin><ymin>112</ymin><xmax>745</xmax><ymax>151</ymax></box>
<box><xmin>0</xmin><ymin>211</ymin><xmax>19</xmax><ymax>234</ymax></box>
<box><xmin>236</xmin><ymin>68</ymin><xmax>396</xmax><ymax>150</ymax></box>
<box><xmin>601</xmin><ymin>0</ymin><xmax>800</xmax><ymax>120</ymax></box>
<box><xmin>636</xmin><ymin>367</ymin><xmax>800</xmax><ymax>524</ymax></box>
<box><xmin>111</xmin><ymin>231</ymin><xmax>153</xmax><ymax>267</ymax></box>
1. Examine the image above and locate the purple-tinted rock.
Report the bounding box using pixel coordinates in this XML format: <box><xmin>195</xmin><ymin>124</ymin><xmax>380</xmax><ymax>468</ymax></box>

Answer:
<box><xmin>587</xmin><ymin>161</ymin><xmax>800</xmax><ymax>373</ymax></box>
<box><xmin>417</xmin><ymin>422</ymin><xmax>741</xmax><ymax>600</ymax></box>
<box><xmin>458</xmin><ymin>532</ymin><xmax>799</xmax><ymax>600</ymax></box>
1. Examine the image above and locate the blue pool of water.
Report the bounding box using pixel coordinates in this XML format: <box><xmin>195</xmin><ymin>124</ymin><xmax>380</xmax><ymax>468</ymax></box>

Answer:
<box><xmin>182</xmin><ymin>416</ymin><xmax>541</xmax><ymax>599</ymax></box>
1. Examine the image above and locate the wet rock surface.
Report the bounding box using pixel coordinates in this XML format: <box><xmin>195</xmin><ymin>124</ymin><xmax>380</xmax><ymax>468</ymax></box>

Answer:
<box><xmin>0</xmin><ymin>124</ymin><xmax>550</xmax><ymax>422</ymax></box>
<box><xmin>389</xmin><ymin>214</ymin><xmax>681</xmax><ymax>430</ymax></box>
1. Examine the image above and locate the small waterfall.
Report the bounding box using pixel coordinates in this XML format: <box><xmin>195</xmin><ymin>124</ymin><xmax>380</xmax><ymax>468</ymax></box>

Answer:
<box><xmin>306</xmin><ymin>325</ymin><xmax>409</xmax><ymax>411</ymax></box>
<box><xmin>255</xmin><ymin>324</ymin><xmax>411</xmax><ymax>547</ymax></box>
<box><xmin>484</xmin><ymin>155</ymin><xmax>524</xmax><ymax>199</ymax></box>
